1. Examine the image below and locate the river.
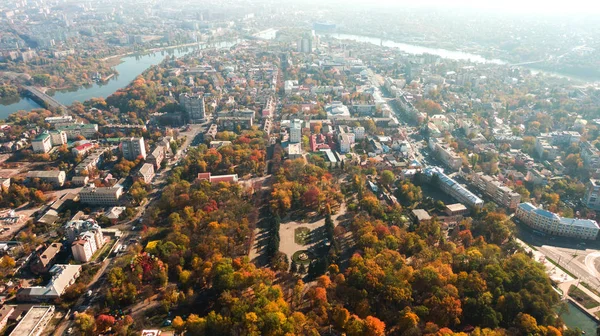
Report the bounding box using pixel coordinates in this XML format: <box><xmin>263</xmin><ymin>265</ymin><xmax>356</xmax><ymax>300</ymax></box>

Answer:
<box><xmin>326</xmin><ymin>33</ymin><xmax>505</xmax><ymax>64</ymax></box>
<box><xmin>320</xmin><ymin>33</ymin><xmax>597</xmax><ymax>83</ymax></box>
<box><xmin>0</xmin><ymin>40</ymin><xmax>238</xmax><ymax>119</ymax></box>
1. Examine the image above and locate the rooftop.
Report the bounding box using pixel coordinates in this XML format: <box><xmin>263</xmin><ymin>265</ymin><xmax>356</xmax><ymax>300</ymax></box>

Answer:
<box><xmin>9</xmin><ymin>306</ymin><xmax>54</xmax><ymax>336</ymax></box>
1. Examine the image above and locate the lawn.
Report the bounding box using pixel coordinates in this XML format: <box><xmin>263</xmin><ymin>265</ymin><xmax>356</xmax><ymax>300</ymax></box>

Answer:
<box><xmin>295</xmin><ymin>227</ymin><xmax>311</xmax><ymax>245</ymax></box>
<box><xmin>292</xmin><ymin>250</ymin><xmax>312</xmax><ymax>265</ymax></box>
<box><xmin>569</xmin><ymin>285</ymin><xmax>600</xmax><ymax>309</ymax></box>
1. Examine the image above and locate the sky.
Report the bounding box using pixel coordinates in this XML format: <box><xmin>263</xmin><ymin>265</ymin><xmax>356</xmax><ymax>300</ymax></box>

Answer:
<box><xmin>342</xmin><ymin>0</ymin><xmax>600</xmax><ymax>15</ymax></box>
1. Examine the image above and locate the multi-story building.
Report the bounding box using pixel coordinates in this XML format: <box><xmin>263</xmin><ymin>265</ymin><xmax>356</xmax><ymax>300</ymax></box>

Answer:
<box><xmin>297</xmin><ymin>36</ymin><xmax>313</xmax><ymax>53</ymax></box>
<box><xmin>79</xmin><ymin>184</ymin><xmax>123</xmax><ymax>205</ymax></box>
<box><xmin>179</xmin><ymin>93</ymin><xmax>206</xmax><ymax>123</ymax></box>
<box><xmin>120</xmin><ymin>137</ymin><xmax>146</xmax><ymax>160</ymax></box>
<box><xmin>423</xmin><ymin>167</ymin><xmax>483</xmax><ymax>209</ymax></box>
<box><xmin>63</xmin><ymin>219</ymin><xmax>103</xmax><ymax>243</ymax></box>
<box><xmin>289</xmin><ymin>119</ymin><xmax>302</xmax><ymax>143</ymax></box>
<box><xmin>8</xmin><ymin>305</ymin><xmax>55</xmax><ymax>336</ymax></box>
<box><xmin>535</xmin><ymin>137</ymin><xmax>558</xmax><ymax>160</ymax></box>
<box><xmin>147</xmin><ymin>146</ymin><xmax>165</xmax><ymax>170</ymax></box>
<box><xmin>74</xmin><ymin>148</ymin><xmax>106</xmax><ymax>175</ymax></box>
<box><xmin>354</xmin><ymin>126</ymin><xmax>365</xmax><ymax>140</ymax></box>
<box><xmin>71</xmin><ymin>143</ymin><xmax>95</xmax><ymax>157</ymax></box>
<box><xmin>581</xmin><ymin>141</ymin><xmax>600</xmax><ymax>169</ymax></box>
<box><xmin>217</xmin><ymin>109</ymin><xmax>255</xmax><ymax>131</ymax></box>
<box><xmin>32</xmin><ymin>133</ymin><xmax>52</xmax><ymax>153</ymax></box>
<box><xmin>48</xmin><ymin>130</ymin><xmax>67</xmax><ymax>146</ymax></box>
<box><xmin>515</xmin><ymin>202</ymin><xmax>600</xmax><ymax>240</ymax></box>
<box><xmin>471</xmin><ymin>172</ymin><xmax>521</xmax><ymax>209</ymax></box>
<box><xmin>30</xmin><ymin>242</ymin><xmax>63</xmax><ymax>274</ymax></box>
<box><xmin>429</xmin><ymin>138</ymin><xmax>463</xmax><ymax>171</ymax></box>
<box><xmin>134</xmin><ymin>163</ymin><xmax>155</xmax><ymax>184</ymax></box>
<box><xmin>57</xmin><ymin>123</ymin><xmax>99</xmax><ymax>139</ymax></box>
<box><xmin>340</xmin><ymin>133</ymin><xmax>354</xmax><ymax>153</ymax></box>
<box><xmin>26</xmin><ymin>170</ymin><xmax>66</xmax><ymax>187</ymax></box>
<box><xmin>72</xmin><ymin>231</ymin><xmax>99</xmax><ymax>262</ymax></box>
<box><xmin>45</xmin><ymin>116</ymin><xmax>73</xmax><ymax>125</ymax></box>
<box><xmin>262</xmin><ymin>96</ymin><xmax>276</xmax><ymax>118</ymax></box>
<box><xmin>17</xmin><ymin>265</ymin><xmax>81</xmax><ymax>301</ymax></box>
<box><xmin>584</xmin><ymin>179</ymin><xmax>600</xmax><ymax>210</ymax></box>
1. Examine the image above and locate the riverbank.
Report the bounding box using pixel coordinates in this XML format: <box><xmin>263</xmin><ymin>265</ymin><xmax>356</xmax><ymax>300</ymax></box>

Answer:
<box><xmin>517</xmin><ymin>238</ymin><xmax>599</xmax><ymax>332</ymax></box>
<box><xmin>320</xmin><ymin>31</ymin><xmax>599</xmax><ymax>84</ymax></box>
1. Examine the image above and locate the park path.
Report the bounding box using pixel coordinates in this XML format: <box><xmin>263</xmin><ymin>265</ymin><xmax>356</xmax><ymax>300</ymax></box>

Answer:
<box><xmin>278</xmin><ymin>202</ymin><xmax>347</xmax><ymax>260</ymax></box>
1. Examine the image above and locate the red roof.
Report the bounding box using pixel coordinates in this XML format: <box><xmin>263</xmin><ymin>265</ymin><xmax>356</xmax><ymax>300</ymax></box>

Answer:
<box><xmin>75</xmin><ymin>143</ymin><xmax>94</xmax><ymax>151</ymax></box>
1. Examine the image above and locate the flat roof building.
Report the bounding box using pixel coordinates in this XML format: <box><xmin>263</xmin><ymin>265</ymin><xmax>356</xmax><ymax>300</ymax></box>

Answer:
<box><xmin>515</xmin><ymin>202</ymin><xmax>600</xmax><ymax>240</ymax></box>
<box><xmin>79</xmin><ymin>184</ymin><xmax>123</xmax><ymax>206</ymax></box>
<box><xmin>26</xmin><ymin>170</ymin><xmax>66</xmax><ymax>187</ymax></box>
<box><xmin>424</xmin><ymin>167</ymin><xmax>483</xmax><ymax>209</ymax></box>
<box><xmin>9</xmin><ymin>305</ymin><xmax>54</xmax><ymax>336</ymax></box>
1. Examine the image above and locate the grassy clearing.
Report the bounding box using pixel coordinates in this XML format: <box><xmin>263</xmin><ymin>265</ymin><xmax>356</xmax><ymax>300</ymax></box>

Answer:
<box><xmin>569</xmin><ymin>285</ymin><xmax>600</xmax><ymax>309</ymax></box>
<box><xmin>294</xmin><ymin>227</ymin><xmax>310</xmax><ymax>245</ymax></box>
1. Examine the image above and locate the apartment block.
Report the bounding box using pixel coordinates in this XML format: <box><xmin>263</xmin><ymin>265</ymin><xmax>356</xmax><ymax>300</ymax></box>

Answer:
<box><xmin>57</xmin><ymin>123</ymin><xmax>99</xmax><ymax>139</ymax></box>
<box><xmin>48</xmin><ymin>130</ymin><xmax>67</xmax><ymax>146</ymax></box>
<box><xmin>515</xmin><ymin>202</ymin><xmax>599</xmax><ymax>240</ymax></box>
<box><xmin>26</xmin><ymin>170</ymin><xmax>66</xmax><ymax>187</ymax></box>
<box><xmin>471</xmin><ymin>172</ymin><xmax>521</xmax><ymax>209</ymax></box>
<box><xmin>289</xmin><ymin>119</ymin><xmax>302</xmax><ymax>144</ymax></box>
<box><xmin>584</xmin><ymin>179</ymin><xmax>600</xmax><ymax>210</ymax></box>
<box><xmin>134</xmin><ymin>163</ymin><xmax>155</xmax><ymax>184</ymax></box>
<box><xmin>32</xmin><ymin>133</ymin><xmax>52</xmax><ymax>153</ymax></box>
<box><xmin>79</xmin><ymin>184</ymin><xmax>123</xmax><ymax>206</ymax></box>
<box><xmin>179</xmin><ymin>93</ymin><xmax>206</xmax><ymax>123</ymax></box>
<box><xmin>424</xmin><ymin>167</ymin><xmax>483</xmax><ymax>208</ymax></box>
<box><xmin>120</xmin><ymin>137</ymin><xmax>146</xmax><ymax>160</ymax></box>
<box><xmin>429</xmin><ymin>138</ymin><xmax>462</xmax><ymax>171</ymax></box>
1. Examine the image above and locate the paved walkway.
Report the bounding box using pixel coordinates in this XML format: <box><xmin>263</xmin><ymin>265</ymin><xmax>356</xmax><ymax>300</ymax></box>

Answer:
<box><xmin>279</xmin><ymin>202</ymin><xmax>347</xmax><ymax>260</ymax></box>
<box><xmin>518</xmin><ymin>239</ymin><xmax>600</xmax><ymax>319</ymax></box>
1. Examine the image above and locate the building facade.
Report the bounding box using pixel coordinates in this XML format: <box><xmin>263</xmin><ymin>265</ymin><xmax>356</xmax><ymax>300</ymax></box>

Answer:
<box><xmin>48</xmin><ymin>130</ymin><xmax>67</xmax><ymax>146</ymax></box>
<box><xmin>584</xmin><ymin>179</ymin><xmax>600</xmax><ymax>210</ymax></box>
<box><xmin>289</xmin><ymin>119</ymin><xmax>302</xmax><ymax>144</ymax></box>
<box><xmin>424</xmin><ymin>167</ymin><xmax>483</xmax><ymax>208</ymax></box>
<box><xmin>135</xmin><ymin>163</ymin><xmax>155</xmax><ymax>184</ymax></box>
<box><xmin>179</xmin><ymin>93</ymin><xmax>206</xmax><ymax>123</ymax></box>
<box><xmin>515</xmin><ymin>202</ymin><xmax>600</xmax><ymax>240</ymax></box>
<box><xmin>79</xmin><ymin>184</ymin><xmax>123</xmax><ymax>205</ymax></box>
<box><xmin>120</xmin><ymin>137</ymin><xmax>146</xmax><ymax>160</ymax></box>
<box><xmin>26</xmin><ymin>170</ymin><xmax>66</xmax><ymax>187</ymax></box>
<box><xmin>32</xmin><ymin>133</ymin><xmax>52</xmax><ymax>153</ymax></box>
<box><xmin>471</xmin><ymin>172</ymin><xmax>521</xmax><ymax>209</ymax></box>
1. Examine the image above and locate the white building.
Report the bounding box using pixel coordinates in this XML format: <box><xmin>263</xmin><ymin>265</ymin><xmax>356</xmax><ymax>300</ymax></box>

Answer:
<box><xmin>471</xmin><ymin>172</ymin><xmax>521</xmax><ymax>209</ymax></box>
<box><xmin>515</xmin><ymin>202</ymin><xmax>600</xmax><ymax>240</ymax></box>
<box><xmin>340</xmin><ymin>133</ymin><xmax>354</xmax><ymax>153</ymax></box>
<box><xmin>57</xmin><ymin>123</ymin><xmax>99</xmax><ymax>139</ymax></box>
<box><xmin>121</xmin><ymin>137</ymin><xmax>146</xmax><ymax>160</ymax></box>
<box><xmin>32</xmin><ymin>133</ymin><xmax>52</xmax><ymax>153</ymax></box>
<box><xmin>17</xmin><ymin>265</ymin><xmax>81</xmax><ymax>301</ymax></box>
<box><xmin>326</xmin><ymin>102</ymin><xmax>351</xmax><ymax>119</ymax></box>
<box><xmin>354</xmin><ymin>126</ymin><xmax>365</xmax><ymax>140</ymax></box>
<box><xmin>79</xmin><ymin>184</ymin><xmax>123</xmax><ymax>205</ymax></box>
<box><xmin>289</xmin><ymin>119</ymin><xmax>302</xmax><ymax>144</ymax></box>
<box><xmin>584</xmin><ymin>179</ymin><xmax>600</xmax><ymax>210</ymax></box>
<box><xmin>179</xmin><ymin>93</ymin><xmax>206</xmax><ymax>123</ymax></box>
<box><xmin>26</xmin><ymin>170</ymin><xmax>66</xmax><ymax>187</ymax></box>
<box><xmin>8</xmin><ymin>305</ymin><xmax>55</xmax><ymax>336</ymax></box>
<box><xmin>135</xmin><ymin>163</ymin><xmax>155</xmax><ymax>184</ymax></box>
<box><xmin>48</xmin><ymin>130</ymin><xmax>67</xmax><ymax>146</ymax></box>
<box><xmin>72</xmin><ymin>231</ymin><xmax>99</xmax><ymax>262</ymax></box>
<box><xmin>424</xmin><ymin>167</ymin><xmax>483</xmax><ymax>209</ymax></box>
